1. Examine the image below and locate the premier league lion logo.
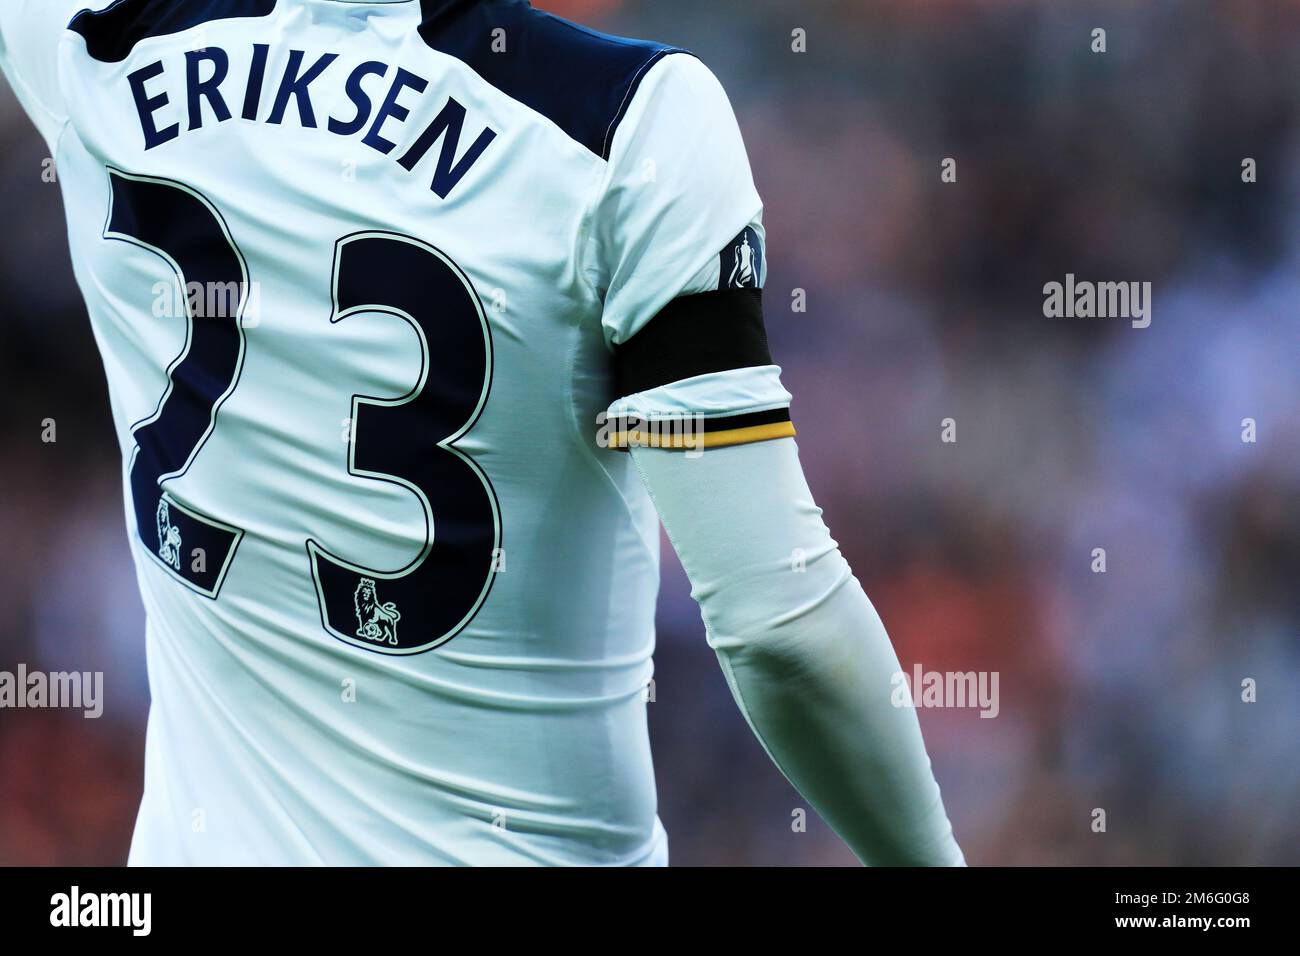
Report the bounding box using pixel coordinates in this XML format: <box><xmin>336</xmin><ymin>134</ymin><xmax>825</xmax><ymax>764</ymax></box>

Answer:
<box><xmin>354</xmin><ymin>577</ymin><xmax>401</xmax><ymax>646</ymax></box>
<box><xmin>156</xmin><ymin>498</ymin><xmax>183</xmax><ymax>571</ymax></box>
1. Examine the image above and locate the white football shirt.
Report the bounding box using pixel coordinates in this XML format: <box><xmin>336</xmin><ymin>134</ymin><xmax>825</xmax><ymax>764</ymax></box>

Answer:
<box><xmin>1</xmin><ymin>0</ymin><xmax>788</xmax><ymax>864</ymax></box>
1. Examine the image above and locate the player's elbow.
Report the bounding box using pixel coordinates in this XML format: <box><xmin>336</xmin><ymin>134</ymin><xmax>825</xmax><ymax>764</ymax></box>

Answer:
<box><xmin>701</xmin><ymin>547</ymin><xmax>860</xmax><ymax>666</ymax></box>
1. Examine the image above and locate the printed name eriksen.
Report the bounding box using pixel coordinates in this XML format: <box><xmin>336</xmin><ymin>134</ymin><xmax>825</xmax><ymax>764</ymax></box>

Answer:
<box><xmin>50</xmin><ymin>886</ymin><xmax>151</xmax><ymax>937</ymax></box>
<box><xmin>128</xmin><ymin>46</ymin><xmax>497</xmax><ymax>198</ymax></box>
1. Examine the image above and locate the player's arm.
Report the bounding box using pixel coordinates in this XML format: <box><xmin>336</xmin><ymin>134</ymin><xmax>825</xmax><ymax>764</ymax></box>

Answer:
<box><xmin>625</xmin><ymin>403</ymin><xmax>964</xmax><ymax>866</ymax></box>
<box><xmin>0</xmin><ymin>0</ymin><xmax>79</xmax><ymax>152</ymax></box>
<box><xmin>590</xmin><ymin>55</ymin><xmax>963</xmax><ymax>865</ymax></box>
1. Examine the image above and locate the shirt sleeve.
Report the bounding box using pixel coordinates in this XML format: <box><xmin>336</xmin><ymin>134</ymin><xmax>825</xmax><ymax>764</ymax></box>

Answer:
<box><xmin>630</xmin><ymin>435</ymin><xmax>967</xmax><ymax>866</ymax></box>
<box><xmin>586</xmin><ymin>54</ymin><xmax>794</xmax><ymax>452</ymax></box>
<box><xmin>0</xmin><ymin>0</ymin><xmax>80</xmax><ymax>153</ymax></box>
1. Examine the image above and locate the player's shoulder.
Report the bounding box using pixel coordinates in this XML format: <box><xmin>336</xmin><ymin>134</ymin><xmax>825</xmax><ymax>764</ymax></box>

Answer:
<box><xmin>58</xmin><ymin>0</ymin><xmax>710</xmax><ymax>159</ymax></box>
<box><xmin>68</xmin><ymin>0</ymin><xmax>275</xmax><ymax>62</ymax></box>
<box><xmin>419</xmin><ymin>0</ymin><xmax>694</xmax><ymax>159</ymax></box>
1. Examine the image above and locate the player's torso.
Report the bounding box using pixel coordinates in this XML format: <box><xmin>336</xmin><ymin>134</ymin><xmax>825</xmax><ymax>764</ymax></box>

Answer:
<box><xmin>52</xmin><ymin>0</ymin><xmax>664</xmax><ymax>864</ymax></box>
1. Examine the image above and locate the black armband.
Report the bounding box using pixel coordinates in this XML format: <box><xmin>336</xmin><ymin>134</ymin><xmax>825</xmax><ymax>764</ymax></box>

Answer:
<box><xmin>613</xmin><ymin>288</ymin><xmax>772</xmax><ymax>397</ymax></box>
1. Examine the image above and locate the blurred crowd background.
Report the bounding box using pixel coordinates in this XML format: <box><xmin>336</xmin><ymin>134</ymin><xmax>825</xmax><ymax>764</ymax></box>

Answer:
<box><xmin>2</xmin><ymin>0</ymin><xmax>1298</xmax><ymax>865</ymax></box>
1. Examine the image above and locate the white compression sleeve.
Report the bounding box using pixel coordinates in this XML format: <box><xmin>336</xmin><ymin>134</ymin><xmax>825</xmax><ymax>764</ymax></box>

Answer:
<box><xmin>631</xmin><ymin>436</ymin><xmax>965</xmax><ymax>866</ymax></box>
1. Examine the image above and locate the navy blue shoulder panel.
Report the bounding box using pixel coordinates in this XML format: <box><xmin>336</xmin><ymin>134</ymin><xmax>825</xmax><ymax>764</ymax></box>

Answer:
<box><xmin>70</xmin><ymin>0</ymin><xmax>278</xmax><ymax>64</ymax></box>
<box><xmin>417</xmin><ymin>0</ymin><xmax>691</xmax><ymax>159</ymax></box>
